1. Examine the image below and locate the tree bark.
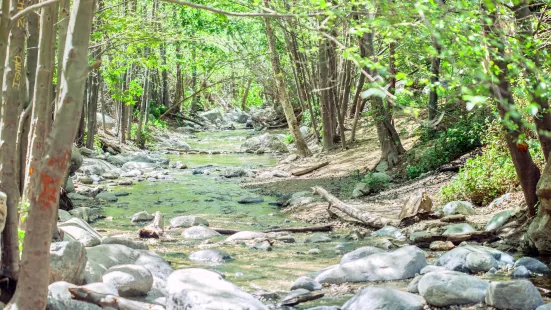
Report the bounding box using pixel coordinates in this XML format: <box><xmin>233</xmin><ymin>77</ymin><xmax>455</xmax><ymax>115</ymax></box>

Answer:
<box><xmin>427</xmin><ymin>38</ymin><xmax>441</xmax><ymax>130</ymax></box>
<box><xmin>263</xmin><ymin>2</ymin><xmax>311</xmax><ymax>157</ymax></box>
<box><xmin>137</xmin><ymin>68</ymin><xmax>148</xmax><ymax>146</ymax></box>
<box><xmin>6</xmin><ymin>2</ymin><xmax>95</xmax><ymax>308</ymax></box>
<box><xmin>86</xmin><ymin>73</ymin><xmax>99</xmax><ymax>149</ymax></box>
<box><xmin>313</xmin><ymin>186</ymin><xmax>399</xmax><ymax>228</ymax></box>
<box><xmin>291</xmin><ymin>161</ymin><xmax>329</xmax><ymax>176</ymax></box>
<box><xmin>241</xmin><ymin>78</ymin><xmax>252</xmax><ymax>111</ymax></box>
<box><xmin>318</xmin><ymin>36</ymin><xmax>336</xmax><ymax>151</ymax></box>
<box><xmin>69</xmin><ymin>288</ymin><xmax>164</xmax><ymax>310</ymax></box>
<box><xmin>54</xmin><ymin>0</ymin><xmax>71</xmax><ymax>114</ymax></box>
<box><xmin>0</xmin><ymin>0</ymin><xmax>28</xmax><ymax>281</ymax></box>
<box><xmin>161</xmin><ymin>43</ymin><xmax>169</xmax><ymax>107</ymax></box>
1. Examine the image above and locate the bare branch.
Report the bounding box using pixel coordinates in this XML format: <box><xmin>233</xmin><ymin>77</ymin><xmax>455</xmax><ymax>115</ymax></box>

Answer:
<box><xmin>10</xmin><ymin>0</ymin><xmax>61</xmax><ymax>24</ymax></box>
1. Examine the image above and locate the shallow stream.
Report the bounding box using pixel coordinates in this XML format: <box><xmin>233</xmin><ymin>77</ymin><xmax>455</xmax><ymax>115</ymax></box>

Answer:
<box><xmin>93</xmin><ymin>130</ymin><xmax>356</xmax><ymax>308</ymax></box>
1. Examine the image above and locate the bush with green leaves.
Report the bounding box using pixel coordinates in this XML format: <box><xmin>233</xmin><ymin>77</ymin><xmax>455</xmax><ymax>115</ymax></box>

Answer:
<box><xmin>362</xmin><ymin>172</ymin><xmax>391</xmax><ymax>193</ymax></box>
<box><xmin>406</xmin><ymin>118</ymin><xmax>486</xmax><ymax>179</ymax></box>
<box><xmin>439</xmin><ymin>142</ymin><xmax>518</xmax><ymax>206</ymax></box>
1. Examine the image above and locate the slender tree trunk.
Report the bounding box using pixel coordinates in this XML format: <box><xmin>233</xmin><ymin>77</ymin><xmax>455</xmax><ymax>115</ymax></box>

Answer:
<box><xmin>54</xmin><ymin>0</ymin><xmax>71</xmax><ymax>114</ymax></box>
<box><xmin>6</xmin><ymin>2</ymin><xmax>95</xmax><ymax>308</ymax></box>
<box><xmin>263</xmin><ymin>1</ymin><xmax>311</xmax><ymax>157</ymax></box>
<box><xmin>161</xmin><ymin>43</ymin><xmax>169</xmax><ymax>107</ymax></box>
<box><xmin>0</xmin><ymin>0</ymin><xmax>27</xmax><ymax>281</ymax></box>
<box><xmin>119</xmin><ymin>70</ymin><xmax>127</xmax><ymax>144</ymax></box>
<box><xmin>427</xmin><ymin>42</ymin><xmax>441</xmax><ymax>124</ymax></box>
<box><xmin>137</xmin><ymin>68</ymin><xmax>148</xmax><ymax>146</ymax></box>
<box><xmin>100</xmin><ymin>80</ymin><xmax>106</xmax><ymax>131</ymax></box>
<box><xmin>241</xmin><ymin>78</ymin><xmax>252</xmax><ymax>111</ymax></box>
<box><xmin>86</xmin><ymin>74</ymin><xmax>99</xmax><ymax>149</ymax></box>
<box><xmin>319</xmin><ymin>37</ymin><xmax>336</xmax><ymax>150</ymax></box>
<box><xmin>0</xmin><ymin>0</ymin><xmax>9</xmax><ymax>117</ymax></box>
<box><xmin>175</xmin><ymin>46</ymin><xmax>183</xmax><ymax>107</ymax></box>
<box><xmin>190</xmin><ymin>46</ymin><xmax>198</xmax><ymax>114</ymax></box>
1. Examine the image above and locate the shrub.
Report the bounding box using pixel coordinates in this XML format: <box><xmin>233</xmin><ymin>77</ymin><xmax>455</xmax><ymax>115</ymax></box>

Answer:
<box><xmin>439</xmin><ymin>142</ymin><xmax>518</xmax><ymax>205</ymax></box>
<box><xmin>362</xmin><ymin>172</ymin><xmax>391</xmax><ymax>193</ymax></box>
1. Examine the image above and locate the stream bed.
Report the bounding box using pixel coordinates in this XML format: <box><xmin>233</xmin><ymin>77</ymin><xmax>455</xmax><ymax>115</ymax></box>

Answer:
<box><xmin>92</xmin><ymin>130</ymin><xmax>358</xmax><ymax>308</ymax></box>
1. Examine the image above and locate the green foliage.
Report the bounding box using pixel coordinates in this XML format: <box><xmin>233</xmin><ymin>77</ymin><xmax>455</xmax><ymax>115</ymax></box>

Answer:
<box><xmin>361</xmin><ymin>172</ymin><xmax>391</xmax><ymax>194</ymax></box>
<box><xmin>406</xmin><ymin>119</ymin><xmax>485</xmax><ymax>179</ymax></box>
<box><xmin>284</xmin><ymin>134</ymin><xmax>294</xmax><ymax>144</ymax></box>
<box><xmin>439</xmin><ymin>143</ymin><xmax>517</xmax><ymax>206</ymax></box>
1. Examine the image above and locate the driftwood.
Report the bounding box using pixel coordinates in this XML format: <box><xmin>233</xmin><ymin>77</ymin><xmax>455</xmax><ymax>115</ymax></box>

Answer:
<box><xmin>139</xmin><ymin>211</ymin><xmax>164</xmax><ymax>239</ymax></box>
<box><xmin>212</xmin><ymin>225</ymin><xmax>333</xmax><ymax>235</ymax></box>
<box><xmin>441</xmin><ymin>214</ymin><xmax>467</xmax><ymax>223</ymax></box>
<box><xmin>97</xmin><ymin>136</ymin><xmax>121</xmax><ymax>154</ymax></box>
<box><xmin>69</xmin><ymin>287</ymin><xmax>164</xmax><ymax>310</ymax></box>
<box><xmin>291</xmin><ymin>161</ymin><xmax>329</xmax><ymax>176</ymax></box>
<box><xmin>313</xmin><ymin>186</ymin><xmax>399</xmax><ymax>229</ymax></box>
<box><xmin>410</xmin><ymin>230</ymin><xmax>499</xmax><ymax>248</ymax></box>
<box><xmin>280</xmin><ymin>292</ymin><xmax>324</xmax><ymax>307</ymax></box>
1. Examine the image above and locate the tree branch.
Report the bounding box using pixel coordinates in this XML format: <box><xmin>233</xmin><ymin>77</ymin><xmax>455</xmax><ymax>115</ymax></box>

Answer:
<box><xmin>10</xmin><ymin>0</ymin><xmax>61</xmax><ymax>24</ymax></box>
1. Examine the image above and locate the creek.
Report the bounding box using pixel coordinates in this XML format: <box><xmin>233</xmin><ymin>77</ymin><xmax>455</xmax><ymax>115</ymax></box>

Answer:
<box><xmin>92</xmin><ymin>130</ymin><xmax>359</xmax><ymax>308</ymax></box>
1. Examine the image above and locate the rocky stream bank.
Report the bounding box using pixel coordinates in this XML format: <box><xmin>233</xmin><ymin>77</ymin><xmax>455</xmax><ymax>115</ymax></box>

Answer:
<box><xmin>40</xmin><ymin>111</ymin><xmax>551</xmax><ymax>310</ymax></box>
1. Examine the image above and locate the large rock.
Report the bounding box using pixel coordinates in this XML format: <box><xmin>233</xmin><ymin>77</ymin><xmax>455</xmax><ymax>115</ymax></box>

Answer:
<box><xmin>59</xmin><ymin>218</ymin><xmax>102</xmax><ymax>247</ymax></box>
<box><xmin>79</xmin><ymin>158</ymin><xmax>119</xmax><ymax>176</ymax></box>
<box><xmin>48</xmin><ymin>281</ymin><xmax>77</xmax><ymax>300</ymax></box>
<box><xmin>182</xmin><ymin>226</ymin><xmax>221</xmax><ymax>240</ymax></box>
<box><xmin>305</xmin><ymin>233</ymin><xmax>331</xmax><ymax>243</ymax></box>
<box><xmin>485</xmin><ymin>209</ymin><xmax>516</xmax><ymax>231</ymax></box>
<box><xmin>166</xmin><ymin>268</ymin><xmax>268</xmax><ymax>310</ymax></box>
<box><xmin>443</xmin><ymin>223</ymin><xmax>476</xmax><ymax>235</ymax></box>
<box><xmin>226</xmin><ymin>231</ymin><xmax>267</xmax><ymax>242</ymax></box>
<box><xmin>102</xmin><ymin>264</ymin><xmax>153</xmax><ymax>297</ymax></box>
<box><xmin>436</xmin><ymin>245</ymin><xmax>514</xmax><ymax>273</ymax></box>
<box><xmin>418</xmin><ymin>271</ymin><xmax>489</xmax><ymax>306</ymax></box>
<box><xmin>221</xmin><ymin>167</ymin><xmax>248</xmax><ymax>178</ymax></box>
<box><xmin>69</xmin><ymin>207</ymin><xmax>101</xmax><ymax>223</ymax></box>
<box><xmin>527</xmin><ymin>213</ymin><xmax>551</xmax><ymax>254</ymax></box>
<box><xmin>101</xmin><ymin>237</ymin><xmax>148</xmax><ymax>250</ymax></box>
<box><xmin>122</xmin><ymin>161</ymin><xmax>158</xmax><ymax>171</ymax></box>
<box><xmin>69</xmin><ymin>146</ymin><xmax>84</xmax><ymax>175</ymax></box>
<box><xmin>131</xmin><ymin>211</ymin><xmax>154</xmax><ymax>223</ymax></box>
<box><xmin>50</xmin><ymin>241</ymin><xmax>87</xmax><ymax>285</ymax></box>
<box><xmin>199</xmin><ymin>110</ymin><xmax>223</xmax><ymax>122</ymax></box>
<box><xmin>465</xmin><ymin>252</ymin><xmax>499</xmax><ymax>273</ymax></box>
<box><xmin>442</xmin><ymin>201</ymin><xmax>476</xmax><ymax>216</ymax></box>
<box><xmin>315</xmin><ymin>246</ymin><xmax>427</xmax><ymax>284</ymax></box>
<box><xmin>514</xmin><ymin>257</ymin><xmax>550</xmax><ymax>274</ymax></box>
<box><xmin>399</xmin><ymin>190</ymin><xmax>432</xmax><ymax>221</ymax></box>
<box><xmin>342</xmin><ymin>286</ymin><xmax>426</xmax><ymax>310</ymax></box>
<box><xmin>96</xmin><ymin>191</ymin><xmax>118</xmax><ymax>202</ymax></box>
<box><xmin>371</xmin><ymin>226</ymin><xmax>406</xmax><ymax>241</ymax></box>
<box><xmin>290</xmin><ymin>276</ymin><xmax>322</xmax><ymax>291</ymax></box>
<box><xmin>96</xmin><ymin>113</ymin><xmax>116</xmax><ymax>130</ymax></box>
<box><xmin>340</xmin><ymin>246</ymin><xmax>385</xmax><ymax>265</ymax></box>
<box><xmin>170</xmin><ymin>215</ymin><xmax>209</xmax><ymax>228</ymax></box>
<box><xmin>485</xmin><ymin>280</ymin><xmax>543</xmax><ymax>310</ymax></box>
<box><xmin>85</xmin><ymin>244</ymin><xmax>141</xmax><ymax>283</ymax></box>
<box><xmin>188</xmin><ymin>249</ymin><xmax>232</xmax><ymax>264</ymax></box>
<box><xmin>241</xmin><ymin>133</ymin><xmax>289</xmax><ymax>153</ymax></box>
<box><xmin>47</xmin><ymin>299</ymin><xmax>101</xmax><ymax>310</ymax></box>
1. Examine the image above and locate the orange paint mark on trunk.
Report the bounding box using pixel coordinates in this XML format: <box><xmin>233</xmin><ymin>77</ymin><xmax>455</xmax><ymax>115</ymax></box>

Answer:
<box><xmin>38</xmin><ymin>173</ymin><xmax>58</xmax><ymax>208</ymax></box>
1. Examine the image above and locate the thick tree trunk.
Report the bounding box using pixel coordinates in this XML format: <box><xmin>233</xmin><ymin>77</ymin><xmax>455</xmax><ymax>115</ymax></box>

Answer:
<box><xmin>318</xmin><ymin>37</ymin><xmax>336</xmax><ymax>151</ymax></box>
<box><xmin>263</xmin><ymin>2</ymin><xmax>311</xmax><ymax>157</ymax></box>
<box><xmin>0</xmin><ymin>0</ymin><xmax>9</xmax><ymax>116</ymax></box>
<box><xmin>0</xmin><ymin>0</ymin><xmax>28</xmax><ymax>281</ymax></box>
<box><xmin>514</xmin><ymin>2</ymin><xmax>551</xmax><ymax>161</ymax></box>
<box><xmin>5</xmin><ymin>2</ymin><xmax>95</xmax><ymax>308</ymax></box>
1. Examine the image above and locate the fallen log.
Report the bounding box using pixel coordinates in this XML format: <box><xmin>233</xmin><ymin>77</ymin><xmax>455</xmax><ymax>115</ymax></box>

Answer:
<box><xmin>139</xmin><ymin>211</ymin><xmax>164</xmax><ymax>239</ymax></box>
<box><xmin>98</xmin><ymin>136</ymin><xmax>121</xmax><ymax>154</ymax></box>
<box><xmin>69</xmin><ymin>287</ymin><xmax>164</xmax><ymax>310</ymax></box>
<box><xmin>441</xmin><ymin>214</ymin><xmax>466</xmax><ymax>223</ymax></box>
<box><xmin>410</xmin><ymin>230</ymin><xmax>499</xmax><ymax>248</ymax></box>
<box><xmin>312</xmin><ymin>186</ymin><xmax>399</xmax><ymax>229</ymax></box>
<box><xmin>291</xmin><ymin>161</ymin><xmax>329</xmax><ymax>176</ymax></box>
<box><xmin>212</xmin><ymin>225</ymin><xmax>333</xmax><ymax>235</ymax></box>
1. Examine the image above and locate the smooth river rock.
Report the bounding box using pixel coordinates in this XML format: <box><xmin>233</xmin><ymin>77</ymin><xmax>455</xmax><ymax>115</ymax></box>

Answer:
<box><xmin>290</xmin><ymin>276</ymin><xmax>322</xmax><ymax>291</ymax></box>
<box><xmin>166</xmin><ymin>268</ymin><xmax>268</xmax><ymax>310</ymax></box>
<box><xmin>418</xmin><ymin>271</ymin><xmax>489</xmax><ymax>306</ymax></box>
<box><xmin>170</xmin><ymin>215</ymin><xmax>209</xmax><ymax>228</ymax></box>
<box><xmin>340</xmin><ymin>246</ymin><xmax>385</xmax><ymax>265</ymax></box>
<box><xmin>182</xmin><ymin>226</ymin><xmax>221</xmax><ymax>240</ymax></box>
<box><xmin>315</xmin><ymin>246</ymin><xmax>427</xmax><ymax>284</ymax></box>
<box><xmin>188</xmin><ymin>249</ymin><xmax>232</xmax><ymax>264</ymax></box>
<box><xmin>342</xmin><ymin>286</ymin><xmax>426</xmax><ymax>310</ymax></box>
<box><xmin>485</xmin><ymin>280</ymin><xmax>543</xmax><ymax>310</ymax></box>
<box><xmin>49</xmin><ymin>241</ymin><xmax>87</xmax><ymax>285</ymax></box>
<box><xmin>102</xmin><ymin>264</ymin><xmax>153</xmax><ymax>297</ymax></box>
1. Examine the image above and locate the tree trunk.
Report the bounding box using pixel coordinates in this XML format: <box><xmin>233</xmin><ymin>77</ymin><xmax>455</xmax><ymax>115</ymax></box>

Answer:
<box><xmin>263</xmin><ymin>0</ymin><xmax>311</xmax><ymax>157</ymax></box>
<box><xmin>427</xmin><ymin>40</ymin><xmax>441</xmax><ymax>127</ymax></box>
<box><xmin>5</xmin><ymin>2</ymin><xmax>95</xmax><ymax>308</ymax></box>
<box><xmin>0</xmin><ymin>0</ymin><xmax>28</xmax><ymax>281</ymax></box>
<box><xmin>119</xmin><ymin>70</ymin><xmax>128</xmax><ymax>144</ymax></box>
<box><xmin>86</xmin><ymin>74</ymin><xmax>99</xmax><ymax>149</ymax></box>
<box><xmin>485</xmin><ymin>7</ymin><xmax>540</xmax><ymax>216</ymax></box>
<box><xmin>241</xmin><ymin>78</ymin><xmax>252</xmax><ymax>111</ymax></box>
<box><xmin>161</xmin><ymin>43</ymin><xmax>169</xmax><ymax>107</ymax></box>
<box><xmin>55</xmin><ymin>0</ymin><xmax>71</xmax><ymax>114</ymax></box>
<box><xmin>0</xmin><ymin>0</ymin><xmax>9</xmax><ymax>117</ymax></box>
<box><xmin>137</xmin><ymin>68</ymin><xmax>148</xmax><ymax>146</ymax></box>
<box><xmin>318</xmin><ymin>37</ymin><xmax>336</xmax><ymax>151</ymax></box>
<box><xmin>190</xmin><ymin>46</ymin><xmax>198</xmax><ymax>114</ymax></box>
<box><xmin>513</xmin><ymin>2</ymin><xmax>551</xmax><ymax>161</ymax></box>
<box><xmin>175</xmin><ymin>45</ymin><xmax>183</xmax><ymax>108</ymax></box>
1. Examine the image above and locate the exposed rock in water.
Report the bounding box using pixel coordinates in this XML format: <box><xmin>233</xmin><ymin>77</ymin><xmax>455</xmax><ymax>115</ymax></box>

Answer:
<box><xmin>249</xmin><ymin>241</ymin><xmax>272</xmax><ymax>251</ymax></box>
<box><xmin>241</xmin><ymin>133</ymin><xmax>289</xmax><ymax>153</ymax></box>
<box><xmin>342</xmin><ymin>286</ymin><xmax>426</xmax><ymax>310</ymax></box>
<box><xmin>485</xmin><ymin>280</ymin><xmax>543</xmax><ymax>310</ymax></box>
<box><xmin>95</xmin><ymin>191</ymin><xmax>118</xmax><ymax>202</ymax></box>
<box><xmin>371</xmin><ymin>226</ymin><xmax>406</xmax><ymax>241</ymax></box>
<box><xmin>226</xmin><ymin>231</ymin><xmax>267</xmax><ymax>242</ymax></box>
<box><xmin>131</xmin><ymin>211</ymin><xmax>154</xmax><ymax>223</ymax></box>
<box><xmin>442</xmin><ymin>201</ymin><xmax>476</xmax><ymax>216</ymax></box>
<box><xmin>290</xmin><ymin>276</ymin><xmax>322</xmax><ymax>291</ymax></box>
<box><xmin>221</xmin><ymin>167</ymin><xmax>248</xmax><ymax>178</ymax></box>
<box><xmin>237</xmin><ymin>196</ymin><xmax>264</xmax><ymax>204</ymax></box>
<box><xmin>340</xmin><ymin>246</ymin><xmax>385</xmax><ymax>265</ymax></box>
<box><xmin>280</xmin><ymin>289</ymin><xmax>324</xmax><ymax>307</ymax></box>
<box><xmin>436</xmin><ymin>245</ymin><xmax>514</xmax><ymax>273</ymax></box>
<box><xmin>169</xmin><ymin>215</ymin><xmax>209</xmax><ymax>228</ymax></box>
<box><xmin>101</xmin><ymin>237</ymin><xmax>148</xmax><ymax>250</ymax></box>
<box><xmin>166</xmin><ymin>268</ymin><xmax>268</xmax><ymax>310</ymax></box>
<box><xmin>188</xmin><ymin>249</ymin><xmax>232</xmax><ymax>264</ymax></box>
<box><xmin>182</xmin><ymin>226</ymin><xmax>221</xmax><ymax>240</ymax></box>
<box><xmin>429</xmin><ymin>241</ymin><xmax>455</xmax><ymax>251</ymax></box>
<box><xmin>418</xmin><ymin>271</ymin><xmax>489</xmax><ymax>306</ymax></box>
<box><xmin>315</xmin><ymin>246</ymin><xmax>427</xmax><ymax>284</ymax></box>
<box><xmin>50</xmin><ymin>241</ymin><xmax>87</xmax><ymax>285</ymax></box>
<box><xmin>59</xmin><ymin>218</ymin><xmax>102</xmax><ymax>247</ymax></box>
<box><xmin>512</xmin><ymin>266</ymin><xmax>531</xmax><ymax>278</ymax></box>
<box><xmin>305</xmin><ymin>233</ymin><xmax>331</xmax><ymax>243</ymax></box>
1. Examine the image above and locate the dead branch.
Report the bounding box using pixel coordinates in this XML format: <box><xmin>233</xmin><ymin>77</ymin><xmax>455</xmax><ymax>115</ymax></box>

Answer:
<box><xmin>69</xmin><ymin>287</ymin><xmax>164</xmax><ymax>310</ymax></box>
<box><xmin>291</xmin><ymin>161</ymin><xmax>329</xmax><ymax>176</ymax></box>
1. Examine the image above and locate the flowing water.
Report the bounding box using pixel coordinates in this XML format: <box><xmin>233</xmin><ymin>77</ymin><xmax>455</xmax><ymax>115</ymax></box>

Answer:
<box><xmin>92</xmin><ymin>130</ymin><xmax>355</xmax><ymax>308</ymax></box>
